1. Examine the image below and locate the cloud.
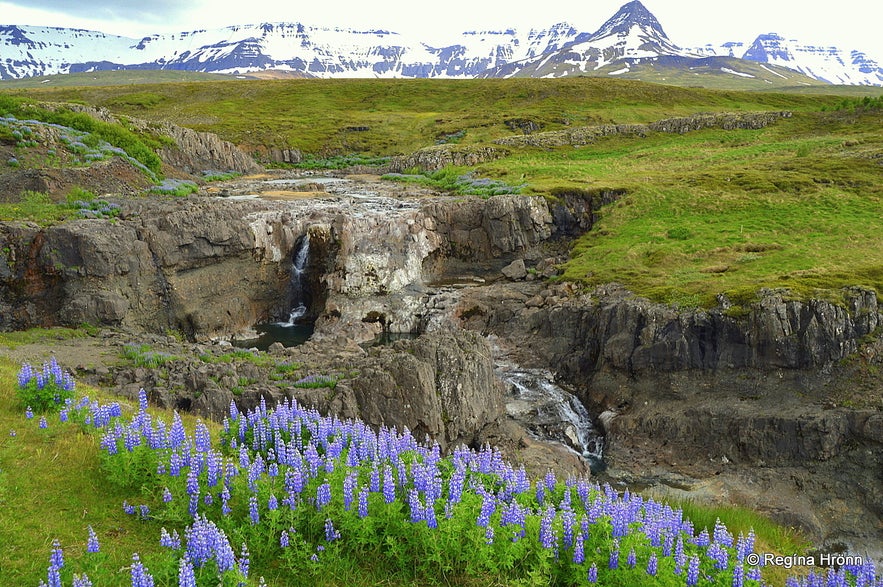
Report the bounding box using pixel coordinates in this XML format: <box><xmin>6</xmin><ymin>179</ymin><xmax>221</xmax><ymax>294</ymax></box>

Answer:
<box><xmin>2</xmin><ymin>0</ymin><xmax>188</xmax><ymax>28</ymax></box>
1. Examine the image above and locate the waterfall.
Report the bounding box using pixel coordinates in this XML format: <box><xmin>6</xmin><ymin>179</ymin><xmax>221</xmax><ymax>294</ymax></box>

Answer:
<box><xmin>283</xmin><ymin>233</ymin><xmax>311</xmax><ymax>326</ymax></box>
<box><xmin>498</xmin><ymin>365</ymin><xmax>605</xmax><ymax>471</ymax></box>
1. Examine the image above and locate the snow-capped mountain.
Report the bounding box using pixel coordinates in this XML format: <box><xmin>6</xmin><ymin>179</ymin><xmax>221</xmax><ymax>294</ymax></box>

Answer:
<box><xmin>0</xmin><ymin>21</ymin><xmax>585</xmax><ymax>80</ymax></box>
<box><xmin>692</xmin><ymin>33</ymin><xmax>883</xmax><ymax>86</ymax></box>
<box><xmin>484</xmin><ymin>0</ymin><xmax>698</xmax><ymax>77</ymax></box>
<box><xmin>1</xmin><ymin>2</ymin><xmax>881</xmax><ymax>86</ymax></box>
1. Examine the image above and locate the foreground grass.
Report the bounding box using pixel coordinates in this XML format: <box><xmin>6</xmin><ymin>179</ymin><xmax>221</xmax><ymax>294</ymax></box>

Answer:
<box><xmin>0</xmin><ymin>358</ymin><xmax>169</xmax><ymax>583</ymax></box>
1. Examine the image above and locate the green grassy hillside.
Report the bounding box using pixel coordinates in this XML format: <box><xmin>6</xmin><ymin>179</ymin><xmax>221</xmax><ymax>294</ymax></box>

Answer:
<box><xmin>1</xmin><ymin>78</ymin><xmax>846</xmax><ymax>155</ymax></box>
<box><xmin>2</xmin><ymin>78</ymin><xmax>881</xmax><ymax>305</ymax></box>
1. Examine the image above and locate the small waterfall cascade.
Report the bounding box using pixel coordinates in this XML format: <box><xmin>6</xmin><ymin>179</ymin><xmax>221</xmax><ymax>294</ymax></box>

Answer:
<box><xmin>284</xmin><ymin>232</ymin><xmax>311</xmax><ymax>325</ymax></box>
<box><xmin>497</xmin><ymin>364</ymin><xmax>605</xmax><ymax>472</ymax></box>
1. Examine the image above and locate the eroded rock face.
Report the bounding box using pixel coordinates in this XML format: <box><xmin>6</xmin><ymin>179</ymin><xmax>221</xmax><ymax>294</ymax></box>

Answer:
<box><xmin>346</xmin><ymin>330</ymin><xmax>503</xmax><ymax>449</ymax></box>
<box><xmin>441</xmin><ymin>280</ymin><xmax>883</xmax><ymax>554</ymax></box>
<box><xmin>0</xmin><ymin>181</ymin><xmax>563</xmax><ymax>342</ymax></box>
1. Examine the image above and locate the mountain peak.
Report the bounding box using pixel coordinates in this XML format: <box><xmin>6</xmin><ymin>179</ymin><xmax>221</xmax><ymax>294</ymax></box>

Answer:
<box><xmin>592</xmin><ymin>0</ymin><xmax>669</xmax><ymax>40</ymax></box>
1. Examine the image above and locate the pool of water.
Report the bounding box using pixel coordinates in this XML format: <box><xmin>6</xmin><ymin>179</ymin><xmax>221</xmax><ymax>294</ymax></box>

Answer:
<box><xmin>232</xmin><ymin>322</ymin><xmax>314</xmax><ymax>351</ymax></box>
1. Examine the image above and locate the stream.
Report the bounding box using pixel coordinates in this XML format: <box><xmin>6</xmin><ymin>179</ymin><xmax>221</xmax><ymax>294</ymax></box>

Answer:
<box><xmin>497</xmin><ymin>362</ymin><xmax>605</xmax><ymax>473</ymax></box>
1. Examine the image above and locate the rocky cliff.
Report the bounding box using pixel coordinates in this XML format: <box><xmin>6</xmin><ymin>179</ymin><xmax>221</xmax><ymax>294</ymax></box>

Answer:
<box><xmin>495</xmin><ymin>111</ymin><xmax>792</xmax><ymax>148</ymax></box>
<box><xmin>443</xmin><ymin>280</ymin><xmax>883</xmax><ymax>554</ymax></box>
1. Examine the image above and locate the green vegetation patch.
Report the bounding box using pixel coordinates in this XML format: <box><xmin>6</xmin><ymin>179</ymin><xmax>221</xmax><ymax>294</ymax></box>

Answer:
<box><xmin>481</xmin><ymin>108</ymin><xmax>883</xmax><ymax>305</ymax></box>
<box><xmin>0</xmin><ymin>95</ymin><xmax>163</xmax><ymax>176</ymax></box>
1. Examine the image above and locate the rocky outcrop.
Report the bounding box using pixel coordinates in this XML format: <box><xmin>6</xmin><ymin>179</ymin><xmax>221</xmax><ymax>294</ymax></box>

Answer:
<box><xmin>346</xmin><ymin>330</ymin><xmax>503</xmax><ymax>449</ymax></box>
<box><xmin>52</xmin><ymin>103</ymin><xmax>262</xmax><ymax>175</ymax></box>
<box><xmin>441</xmin><ymin>280</ymin><xmax>883</xmax><ymax>553</ymax></box>
<box><xmin>387</xmin><ymin>145</ymin><xmax>509</xmax><ymax>173</ymax></box>
<box><xmin>421</xmin><ymin>194</ymin><xmax>553</xmax><ymax>264</ymax></box>
<box><xmin>150</xmin><ymin>123</ymin><xmax>263</xmax><ymax>175</ymax></box>
<box><xmin>495</xmin><ymin>111</ymin><xmax>792</xmax><ymax>148</ymax></box>
<box><xmin>0</xmin><ymin>198</ymin><xmax>303</xmax><ymax>336</ymax></box>
<box><xmin>456</xmin><ymin>282</ymin><xmax>881</xmax><ymax>378</ymax></box>
<box><xmin>0</xmin><ymin>179</ymin><xmax>566</xmax><ymax>341</ymax></box>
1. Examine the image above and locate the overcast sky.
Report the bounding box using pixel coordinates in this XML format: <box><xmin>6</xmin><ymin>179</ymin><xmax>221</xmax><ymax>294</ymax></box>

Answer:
<box><xmin>1</xmin><ymin>0</ymin><xmax>880</xmax><ymax>57</ymax></box>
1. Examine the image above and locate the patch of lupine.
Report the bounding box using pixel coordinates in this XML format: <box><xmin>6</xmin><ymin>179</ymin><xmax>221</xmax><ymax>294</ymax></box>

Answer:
<box><xmin>16</xmin><ymin>357</ymin><xmax>76</xmax><ymax>412</ymax></box>
<box><xmin>72</xmin><ymin>199</ymin><xmax>121</xmax><ymax>220</ymax></box>
<box><xmin>32</xmin><ymin>382</ymin><xmax>883</xmax><ymax>586</ymax></box>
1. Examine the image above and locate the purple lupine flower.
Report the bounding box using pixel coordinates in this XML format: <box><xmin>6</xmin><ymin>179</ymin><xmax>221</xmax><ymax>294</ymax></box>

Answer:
<box><xmin>72</xmin><ymin>574</ymin><xmax>93</xmax><ymax>587</ymax></box>
<box><xmin>86</xmin><ymin>526</ymin><xmax>100</xmax><ymax>553</ymax></box>
<box><xmin>732</xmin><ymin>562</ymin><xmax>745</xmax><ymax>587</ymax></box>
<box><xmin>139</xmin><ymin>504</ymin><xmax>150</xmax><ymax>520</ymax></box>
<box><xmin>343</xmin><ymin>471</ymin><xmax>356</xmax><ymax>511</ymax></box>
<box><xmin>59</xmin><ymin>409</ymin><xmax>68</xmax><ymax>422</ymax></box>
<box><xmin>587</xmin><ymin>563</ymin><xmax>598</xmax><ymax>583</ymax></box>
<box><xmin>696</xmin><ymin>528</ymin><xmax>710</xmax><ymax>547</ymax></box>
<box><xmin>194</xmin><ymin>420</ymin><xmax>211</xmax><ymax>453</ymax></box>
<box><xmin>485</xmin><ymin>525</ymin><xmax>495</xmax><ymax>545</ymax></box>
<box><xmin>627</xmin><ymin>548</ymin><xmax>637</xmax><ymax>568</ymax></box>
<box><xmin>138</xmin><ymin>388</ymin><xmax>148</xmax><ymax>413</ymax></box>
<box><xmin>249</xmin><ymin>495</ymin><xmax>260</xmax><ymax>525</ymax></box>
<box><xmin>708</xmin><ymin>542</ymin><xmax>729</xmax><ymax>570</ymax></box>
<box><xmin>543</xmin><ymin>469</ymin><xmax>556</xmax><ymax>492</ymax></box>
<box><xmin>609</xmin><ymin>543</ymin><xmax>620</xmax><ymax>570</ymax></box>
<box><xmin>746</xmin><ymin>566</ymin><xmax>763</xmax><ymax>582</ymax></box>
<box><xmin>572</xmin><ymin>532</ymin><xmax>585</xmax><ymax>565</ymax></box>
<box><xmin>675</xmin><ymin>536</ymin><xmax>687</xmax><ymax>575</ymax></box>
<box><xmin>316</xmin><ymin>482</ymin><xmax>332</xmax><ymax>509</ymax></box>
<box><xmin>476</xmin><ymin>491</ymin><xmax>495</xmax><ymax>527</ymax></box>
<box><xmin>49</xmin><ymin>540</ymin><xmax>64</xmax><ymax>569</ymax></box>
<box><xmin>160</xmin><ymin>528</ymin><xmax>181</xmax><ymax>549</ymax></box>
<box><xmin>178</xmin><ymin>555</ymin><xmax>196</xmax><ymax>587</ymax></box>
<box><xmin>687</xmin><ymin>555</ymin><xmax>700</xmax><ymax>586</ymax></box>
<box><xmin>559</xmin><ymin>506</ymin><xmax>575</xmax><ymax>549</ymax></box>
<box><xmin>714</xmin><ymin>518</ymin><xmax>734</xmax><ymax>547</ymax></box>
<box><xmin>324</xmin><ymin>518</ymin><xmax>340</xmax><ymax>542</ymax></box>
<box><xmin>280</xmin><ymin>530</ymin><xmax>290</xmax><ymax>548</ymax></box>
<box><xmin>539</xmin><ymin>505</ymin><xmax>557</xmax><ymax>551</ymax></box>
<box><xmin>382</xmin><ymin>464</ymin><xmax>396</xmax><ymax>504</ymax></box>
<box><xmin>162</xmin><ymin>487</ymin><xmax>173</xmax><ymax>503</ymax></box>
<box><xmin>26</xmin><ymin>406</ymin><xmax>34</xmax><ymax>419</ymax></box>
<box><xmin>221</xmin><ymin>486</ymin><xmax>231</xmax><ymax>516</ymax></box>
<box><xmin>123</xmin><ymin>501</ymin><xmax>136</xmax><ymax>515</ymax></box>
<box><xmin>268</xmin><ymin>493</ymin><xmax>278</xmax><ymax>511</ymax></box>
<box><xmin>408</xmin><ymin>489</ymin><xmax>423</xmax><ymax>524</ymax></box>
<box><xmin>239</xmin><ymin>542</ymin><xmax>250</xmax><ymax>579</ymax></box>
<box><xmin>357</xmin><ymin>485</ymin><xmax>369</xmax><ymax>518</ymax></box>
<box><xmin>369</xmin><ymin>465</ymin><xmax>380</xmax><ymax>492</ymax></box>
<box><xmin>17</xmin><ymin>363</ymin><xmax>33</xmax><ymax>388</ymax></box>
<box><xmin>647</xmin><ymin>552</ymin><xmax>658</xmax><ymax>576</ymax></box>
<box><xmin>130</xmin><ymin>553</ymin><xmax>154</xmax><ymax>587</ymax></box>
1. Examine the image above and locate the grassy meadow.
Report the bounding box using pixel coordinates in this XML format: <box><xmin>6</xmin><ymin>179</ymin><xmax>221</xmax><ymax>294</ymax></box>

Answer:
<box><xmin>2</xmin><ymin>77</ymin><xmax>882</xmax><ymax>305</ymax></box>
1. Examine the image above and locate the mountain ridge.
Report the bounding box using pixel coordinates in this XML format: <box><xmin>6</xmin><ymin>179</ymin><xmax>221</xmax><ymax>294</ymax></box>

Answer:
<box><xmin>1</xmin><ymin>2</ymin><xmax>881</xmax><ymax>86</ymax></box>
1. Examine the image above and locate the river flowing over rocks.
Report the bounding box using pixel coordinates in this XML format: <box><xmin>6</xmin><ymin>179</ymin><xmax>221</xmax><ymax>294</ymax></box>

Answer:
<box><xmin>1</xmin><ymin>171</ymin><xmax>881</xmax><ymax>560</ymax></box>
